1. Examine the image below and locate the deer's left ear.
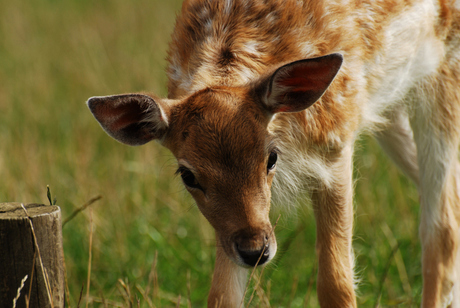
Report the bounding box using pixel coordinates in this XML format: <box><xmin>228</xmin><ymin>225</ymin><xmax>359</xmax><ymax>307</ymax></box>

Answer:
<box><xmin>261</xmin><ymin>53</ymin><xmax>343</xmax><ymax>113</ymax></box>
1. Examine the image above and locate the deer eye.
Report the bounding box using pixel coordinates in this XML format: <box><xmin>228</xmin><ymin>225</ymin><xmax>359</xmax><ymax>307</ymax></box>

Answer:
<box><xmin>177</xmin><ymin>167</ymin><xmax>202</xmax><ymax>190</ymax></box>
<box><xmin>267</xmin><ymin>151</ymin><xmax>278</xmax><ymax>172</ymax></box>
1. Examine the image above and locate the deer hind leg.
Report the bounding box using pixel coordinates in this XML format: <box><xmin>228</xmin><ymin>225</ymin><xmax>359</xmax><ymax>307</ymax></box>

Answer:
<box><xmin>410</xmin><ymin>63</ymin><xmax>460</xmax><ymax>308</ymax></box>
<box><xmin>451</xmin><ymin>161</ymin><xmax>460</xmax><ymax>308</ymax></box>
<box><xmin>374</xmin><ymin>106</ymin><xmax>419</xmax><ymax>186</ymax></box>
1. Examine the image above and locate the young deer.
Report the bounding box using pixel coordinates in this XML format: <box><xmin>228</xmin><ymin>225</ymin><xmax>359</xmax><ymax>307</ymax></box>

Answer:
<box><xmin>87</xmin><ymin>0</ymin><xmax>460</xmax><ymax>307</ymax></box>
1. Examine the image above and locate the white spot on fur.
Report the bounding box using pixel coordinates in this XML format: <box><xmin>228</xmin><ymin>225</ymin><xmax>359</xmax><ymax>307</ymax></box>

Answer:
<box><xmin>169</xmin><ymin>64</ymin><xmax>183</xmax><ymax>83</ymax></box>
<box><xmin>242</xmin><ymin>41</ymin><xmax>261</xmax><ymax>56</ymax></box>
<box><xmin>235</xmin><ymin>66</ymin><xmax>257</xmax><ymax>84</ymax></box>
<box><xmin>198</xmin><ymin>6</ymin><xmax>210</xmax><ymax>20</ymax></box>
<box><xmin>299</xmin><ymin>41</ymin><xmax>317</xmax><ymax>58</ymax></box>
<box><xmin>265</xmin><ymin>12</ymin><xmax>278</xmax><ymax>24</ymax></box>
<box><xmin>224</xmin><ymin>0</ymin><xmax>233</xmax><ymax>15</ymax></box>
<box><xmin>204</xmin><ymin>18</ymin><xmax>213</xmax><ymax>34</ymax></box>
<box><xmin>271</xmin><ymin>36</ymin><xmax>281</xmax><ymax>44</ymax></box>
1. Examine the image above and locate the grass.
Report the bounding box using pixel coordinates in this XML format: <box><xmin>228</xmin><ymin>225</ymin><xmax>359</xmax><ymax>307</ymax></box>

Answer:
<box><xmin>0</xmin><ymin>0</ymin><xmax>421</xmax><ymax>306</ymax></box>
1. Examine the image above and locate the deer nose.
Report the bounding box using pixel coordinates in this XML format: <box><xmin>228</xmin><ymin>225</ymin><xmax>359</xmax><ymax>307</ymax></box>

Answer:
<box><xmin>236</xmin><ymin>242</ymin><xmax>270</xmax><ymax>267</ymax></box>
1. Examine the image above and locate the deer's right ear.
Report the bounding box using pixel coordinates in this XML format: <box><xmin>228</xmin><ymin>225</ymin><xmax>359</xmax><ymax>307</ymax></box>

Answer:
<box><xmin>260</xmin><ymin>53</ymin><xmax>343</xmax><ymax>114</ymax></box>
<box><xmin>87</xmin><ymin>94</ymin><xmax>169</xmax><ymax>146</ymax></box>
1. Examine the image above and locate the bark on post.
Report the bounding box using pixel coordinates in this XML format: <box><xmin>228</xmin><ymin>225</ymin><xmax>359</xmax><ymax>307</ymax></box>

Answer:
<box><xmin>0</xmin><ymin>203</ymin><xmax>65</xmax><ymax>308</ymax></box>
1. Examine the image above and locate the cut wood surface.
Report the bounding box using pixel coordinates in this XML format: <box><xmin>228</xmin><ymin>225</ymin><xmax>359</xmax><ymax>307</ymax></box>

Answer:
<box><xmin>0</xmin><ymin>203</ymin><xmax>65</xmax><ymax>308</ymax></box>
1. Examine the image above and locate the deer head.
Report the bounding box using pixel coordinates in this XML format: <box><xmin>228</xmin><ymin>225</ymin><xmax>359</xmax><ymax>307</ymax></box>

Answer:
<box><xmin>87</xmin><ymin>54</ymin><xmax>342</xmax><ymax>267</ymax></box>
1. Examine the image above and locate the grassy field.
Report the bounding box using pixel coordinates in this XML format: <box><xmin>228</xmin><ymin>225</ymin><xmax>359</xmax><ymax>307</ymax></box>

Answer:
<box><xmin>0</xmin><ymin>0</ymin><xmax>421</xmax><ymax>307</ymax></box>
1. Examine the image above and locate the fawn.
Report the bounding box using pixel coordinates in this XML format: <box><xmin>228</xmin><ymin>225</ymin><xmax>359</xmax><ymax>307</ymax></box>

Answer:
<box><xmin>87</xmin><ymin>0</ymin><xmax>460</xmax><ymax>307</ymax></box>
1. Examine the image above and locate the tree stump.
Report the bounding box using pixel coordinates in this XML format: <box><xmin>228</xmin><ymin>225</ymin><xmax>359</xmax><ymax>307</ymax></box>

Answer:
<box><xmin>0</xmin><ymin>203</ymin><xmax>65</xmax><ymax>308</ymax></box>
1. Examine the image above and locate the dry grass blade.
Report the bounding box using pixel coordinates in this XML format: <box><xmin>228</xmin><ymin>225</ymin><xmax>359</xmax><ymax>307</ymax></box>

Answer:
<box><xmin>287</xmin><ymin>275</ymin><xmax>299</xmax><ymax>307</ymax></box>
<box><xmin>176</xmin><ymin>295</ymin><xmax>181</xmax><ymax>308</ymax></box>
<box><xmin>90</xmin><ymin>297</ymin><xmax>124</xmax><ymax>307</ymax></box>
<box><xmin>118</xmin><ymin>278</ymin><xmax>133</xmax><ymax>307</ymax></box>
<box><xmin>12</xmin><ymin>274</ymin><xmax>28</xmax><ymax>308</ymax></box>
<box><xmin>136</xmin><ymin>284</ymin><xmax>155</xmax><ymax>308</ymax></box>
<box><xmin>77</xmin><ymin>284</ymin><xmax>84</xmax><ymax>308</ymax></box>
<box><xmin>266</xmin><ymin>280</ymin><xmax>272</xmax><ymax>303</ymax></box>
<box><xmin>240</xmin><ymin>214</ymin><xmax>281</xmax><ymax>308</ymax></box>
<box><xmin>381</xmin><ymin>223</ymin><xmax>411</xmax><ymax>295</ymax></box>
<box><xmin>63</xmin><ymin>195</ymin><xmax>102</xmax><ymax>228</ymax></box>
<box><xmin>63</xmin><ymin>257</ymin><xmax>72</xmax><ymax>308</ymax></box>
<box><xmin>253</xmin><ymin>273</ymin><xmax>271</xmax><ymax>308</ymax></box>
<box><xmin>27</xmin><ymin>249</ymin><xmax>37</xmax><ymax>308</ymax></box>
<box><xmin>86</xmin><ymin>208</ymin><xmax>94</xmax><ymax>308</ymax></box>
<box><xmin>145</xmin><ymin>251</ymin><xmax>159</xmax><ymax>306</ymax></box>
<box><xmin>100</xmin><ymin>291</ymin><xmax>108</xmax><ymax>308</ymax></box>
<box><xmin>20</xmin><ymin>204</ymin><xmax>54</xmax><ymax>308</ymax></box>
<box><xmin>43</xmin><ymin>268</ymin><xmax>53</xmax><ymax>305</ymax></box>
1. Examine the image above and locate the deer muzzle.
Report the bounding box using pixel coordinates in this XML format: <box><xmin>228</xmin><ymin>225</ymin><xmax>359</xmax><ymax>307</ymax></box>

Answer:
<box><xmin>230</xmin><ymin>225</ymin><xmax>277</xmax><ymax>267</ymax></box>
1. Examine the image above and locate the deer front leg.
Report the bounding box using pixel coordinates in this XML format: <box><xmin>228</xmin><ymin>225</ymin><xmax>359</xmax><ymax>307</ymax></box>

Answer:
<box><xmin>208</xmin><ymin>238</ymin><xmax>249</xmax><ymax>308</ymax></box>
<box><xmin>312</xmin><ymin>146</ymin><xmax>357</xmax><ymax>308</ymax></box>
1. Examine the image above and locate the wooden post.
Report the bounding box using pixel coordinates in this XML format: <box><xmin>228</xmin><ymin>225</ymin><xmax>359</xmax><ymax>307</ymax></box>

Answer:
<box><xmin>0</xmin><ymin>203</ymin><xmax>65</xmax><ymax>308</ymax></box>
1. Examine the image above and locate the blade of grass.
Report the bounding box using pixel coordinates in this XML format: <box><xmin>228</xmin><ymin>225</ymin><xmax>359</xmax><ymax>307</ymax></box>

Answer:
<box><xmin>253</xmin><ymin>272</ymin><xmax>271</xmax><ymax>308</ymax></box>
<box><xmin>287</xmin><ymin>275</ymin><xmax>299</xmax><ymax>307</ymax></box>
<box><xmin>63</xmin><ymin>257</ymin><xmax>72</xmax><ymax>308</ymax></box>
<box><xmin>374</xmin><ymin>241</ymin><xmax>401</xmax><ymax>307</ymax></box>
<box><xmin>63</xmin><ymin>195</ymin><xmax>102</xmax><ymax>228</ymax></box>
<box><xmin>145</xmin><ymin>251</ymin><xmax>158</xmax><ymax>306</ymax></box>
<box><xmin>118</xmin><ymin>278</ymin><xmax>133</xmax><ymax>308</ymax></box>
<box><xmin>176</xmin><ymin>295</ymin><xmax>181</xmax><ymax>308</ymax></box>
<box><xmin>242</xmin><ymin>214</ymin><xmax>281</xmax><ymax>308</ymax></box>
<box><xmin>85</xmin><ymin>208</ymin><xmax>93</xmax><ymax>308</ymax></box>
<box><xmin>381</xmin><ymin>223</ymin><xmax>411</xmax><ymax>295</ymax></box>
<box><xmin>187</xmin><ymin>270</ymin><xmax>192</xmax><ymax>308</ymax></box>
<box><xmin>12</xmin><ymin>275</ymin><xmax>28</xmax><ymax>308</ymax></box>
<box><xmin>135</xmin><ymin>284</ymin><xmax>155</xmax><ymax>308</ymax></box>
<box><xmin>303</xmin><ymin>262</ymin><xmax>317</xmax><ymax>307</ymax></box>
<box><xmin>77</xmin><ymin>284</ymin><xmax>84</xmax><ymax>308</ymax></box>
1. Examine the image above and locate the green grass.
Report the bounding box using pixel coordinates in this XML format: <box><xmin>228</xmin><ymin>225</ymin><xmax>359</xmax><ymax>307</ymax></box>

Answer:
<box><xmin>0</xmin><ymin>0</ymin><xmax>421</xmax><ymax>306</ymax></box>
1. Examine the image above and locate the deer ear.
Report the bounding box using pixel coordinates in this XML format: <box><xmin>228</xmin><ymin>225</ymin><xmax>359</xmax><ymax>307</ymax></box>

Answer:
<box><xmin>262</xmin><ymin>53</ymin><xmax>343</xmax><ymax>113</ymax></box>
<box><xmin>87</xmin><ymin>94</ymin><xmax>169</xmax><ymax>146</ymax></box>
